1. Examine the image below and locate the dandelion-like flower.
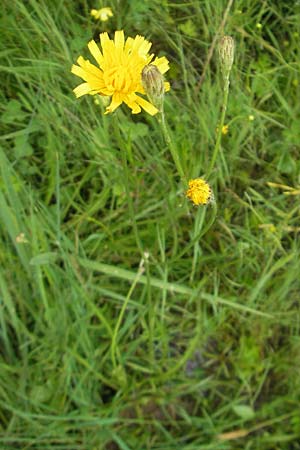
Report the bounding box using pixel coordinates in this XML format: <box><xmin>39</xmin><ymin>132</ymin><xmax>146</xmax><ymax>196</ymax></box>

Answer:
<box><xmin>71</xmin><ymin>30</ymin><xmax>170</xmax><ymax>115</ymax></box>
<box><xmin>186</xmin><ymin>178</ymin><xmax>213</xmax><ymax>206</ymax></box>
<box><xmin>90</xmin><ymin>7</ymin><xmax>113</xmax><ymax>21</ymax></box>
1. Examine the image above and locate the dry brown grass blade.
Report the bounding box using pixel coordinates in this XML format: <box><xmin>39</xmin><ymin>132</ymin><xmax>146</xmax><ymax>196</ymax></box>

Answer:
<box><xmin>217</xmin><ymin>429</ymin><xmax>250</xmax><ymax>440</ymax></box>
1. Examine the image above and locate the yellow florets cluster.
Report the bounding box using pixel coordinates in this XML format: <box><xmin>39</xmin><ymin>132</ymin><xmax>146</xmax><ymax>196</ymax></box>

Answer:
<box><xmin>71</xmin><ymin>30</ymin><xmax>170</xmax><ymax>116</ymax></box>
<box><xmin>90</xmin><ymin>7</ymin><xmax>113</xmax><ymax>22</ymax></box>
<box><xmin>186</xmin><ymin>178</ymin><xmax>213</xmax><ymax>206</ymax></box>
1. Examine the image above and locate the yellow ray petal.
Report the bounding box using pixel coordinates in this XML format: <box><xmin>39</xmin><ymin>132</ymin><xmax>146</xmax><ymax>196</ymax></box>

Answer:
<box><xmin>146</xmin><ymin>53</ymin><xmax>154</xmax><ymax>65</ymax></box>
<box><xmin>100</xmin><ymin>32</ymin><xmax>110</xmax><ymax>48</ymax></box>
<box><xmin>88</xmin><ymin>40</ymin><xmax>104</xmax><ymax>67</ymax></box>
<box><xmin>128</xmin><ymin>102</ymin><xmax>141</xmax><ymax>114</ymax></box>
<box><xmin>71</xmin><ymin>63</ymin><xmax>105</xmax><ymax>90</ymax></box>
<box><xmin>135</xmin><ymin>96</ymin><xmax>158</xmax><ymax>115</ymax></box>
<box><xmin>124</xmin><ymin>36</ymin><xmax>134</xmax><ymax>53</ymax></box>
<box><xmin>153</xmin><ymin>56</ymin><xmax>170</xmax><ymax>74</ymax></box>
<box><xmin>137</xmin><ymin>39</ymin><xmax>152</xmax><ymax>57</ymax></box>
<box><xmin>90</xmin><ymin>9</ymin><xmax>100</xmax><ymax>19</ymax></box>
<box><xmin>114</xmin><ymin>30</ymin><xmax>125</xmax><ymax>63</ymax></box>
<box><xmin>105</xmin><ymin>93</ymin><xmax>123</xmax><ymax>114</ymax></box>
<box><xmin>130</xmin><ymin>35</ymin><xmax>152</xmax><ymax>57</ymax></box>
<box><xmin>114</xmin><ymin>30</ymin><xmax>125</xmax><ymax>50</ymax></box>
<box><xmin>76</xmin><ymin>57</ymin><xmax>103</xmax><ymax>78</ymax></box>
<box><xmin>99</xmin><ymin>32</ymin><xmax>111</xmax><ymax>58</ymax></box>
<box><xmin>73</xmin><ymin>83</ymin><xmax>92</xmax><ymax>98</ymax></box>
<box><xmin>71</xmin><ymin>64</ymin><xmax>93</xmax><ymax>81</ymax></box>
<box><xmin>100</xmin><ymin>32</ymin><xmax>116</xmax><ymax>66</ymax></box>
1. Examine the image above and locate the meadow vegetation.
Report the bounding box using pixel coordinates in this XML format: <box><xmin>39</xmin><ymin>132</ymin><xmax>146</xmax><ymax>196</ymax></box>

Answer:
<box><xmin>1</xmin><ymin>0</ymin><xmax>300</xmax><ymax>448</ymax></box>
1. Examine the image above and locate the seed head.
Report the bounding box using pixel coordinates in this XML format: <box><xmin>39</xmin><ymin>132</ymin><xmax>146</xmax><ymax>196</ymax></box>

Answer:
<box><xmin>142</xmin><ymin>64</ymin><xmax>165</xmax><ymax>112</ymax></box>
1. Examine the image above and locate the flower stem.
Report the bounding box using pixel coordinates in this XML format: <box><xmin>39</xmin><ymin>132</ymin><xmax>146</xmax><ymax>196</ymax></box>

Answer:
<box><xmin>174</xmin><ymin>200</ymin><xmax>218</xmax><ymax>262</ymax></box>
<box><xmin>112</xmin><ymin>116</ymin><xmax>144</xmax><ymax>256</ymax></box>
<box><xmin>111</xmin><ymin>265</ymin><xmax>143</xmax><ymax>369</ymax></box>
<box><xmin>159</xmin><ymin>110</ymin><xmax>187</xmax><ymax>184</ymax></box>
<box><xmin>206</xmin><ymin>75</ymin><xmax>230</xmax><ymax>178</ymax></box>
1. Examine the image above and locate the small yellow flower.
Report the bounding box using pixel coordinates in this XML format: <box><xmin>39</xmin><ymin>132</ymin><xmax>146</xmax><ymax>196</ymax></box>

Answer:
<box><xmin>90</xmin><ymin>7</ymin><xmax>113</xmax><ymax>22</ymax></box>
<box><xmin>71</xmin><ymin>30</ymin><xmax>170</xmax><ymax>115</ymax></box>
<box><xmin>222</xmin><ymin>124</ymin><xmax>229</xmax><ymax>135</ymax></box>
<box><xmin>248</xmin><ymin>114</ymin><xmax>255</xmax><ymax>121</ymax></box>
<box><xmin>256</xmin><ymin>23</ymin><xmax>262</xmax><ymax>29</ymax></box>
<box><xmin>186</xmin><ymin>178</ymin><xmax>212</xmax><ymax>206</ymax></box>
<box><xmin>216</xmin><ymin>124</ymin><xmax>229</xmax><ymax>135</ymax></box>
<box><xmin>259</xmin><ymin>223</ymin><xmax>276</xmax><ymax>233</ymax></box>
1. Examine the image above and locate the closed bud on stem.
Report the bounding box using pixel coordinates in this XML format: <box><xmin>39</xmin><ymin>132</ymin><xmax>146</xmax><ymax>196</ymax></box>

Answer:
<box><xmin>142</xmin><ymin>64</ymin><xmax>165</xmax><ymax>112</ymax></box>
<box><xmin>219</xmin><ymin>35</ymin><xmax>234</xmax><ymax>77</ymax></box>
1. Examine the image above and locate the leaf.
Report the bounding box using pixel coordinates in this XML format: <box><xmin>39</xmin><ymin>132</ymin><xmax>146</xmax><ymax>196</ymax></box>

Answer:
<box><xmin>113</xmin><ymin>182</ymin><xmax>125</xmax><ymax>198</ymax></box>
<box><xmin>121</xmin><ymin>121</ymin><xmax>149</xmax><ymax>140</ymax></box>
<box><xmin>30</xmin><ymin>385</ymin><xmax>51</xmax><ymax>403</ymax></box>
<box><xmin>29</xmin><ymin>252</ymin><xmax>57</xmax><ymax>266</ymax></box>
<box><xmin>14</xmin><ymin>134</ymin><xmax>33</xmax><ymax>158</ymax></box>
<box><xmin>2</xmin><ymin>99</ymin><xmax>27</xmax><ymax>124</ymax></box>
<box><xmin>232</xmin><ymin>405</ymin><xmax>255</xmax><ymax>420</ymax></box>
<box><xmin>179</xmin><ymin>20</ymin><xmax>197</xmax><ymax>38</ymax></box>
<box><xmin>277</xmin><ymin>151</ymin><xmax>296</xmax><ymax>174</ymax></box>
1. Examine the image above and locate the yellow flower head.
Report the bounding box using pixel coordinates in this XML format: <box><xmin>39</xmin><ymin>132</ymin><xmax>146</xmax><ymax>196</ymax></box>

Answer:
<box><xmin>222</xmin><ymin>124</ymin><xmax>229</xmax><ymax>135</ymax></box>
<box><xmin>71</xmin><ymin>30</ymin><xmax>170</xmax><ymax>115</ymax></box>
<box><xmin>216</xmin><ymin>124</ymin><xmax>229</xmax><ymax>135</ymax></box>
<box><xmin>90</xmin><ymin>7</ymin><xmax>113</xmax><ymax>21</ymax></box>
<box><xmin>186</xmin><ymin>178</ymin><xmax>212</xmax><ymax>206</ymax></box>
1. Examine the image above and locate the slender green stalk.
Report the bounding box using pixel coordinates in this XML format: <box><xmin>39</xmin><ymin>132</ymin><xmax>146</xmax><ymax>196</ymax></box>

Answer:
<box><xmin>55</xmin><ymin>151</ymin><xmax>61</xmax><ymax>245</ymax></box>
<box><xmin>112</xmin><ymin>116</ymin><xmax>144</xmax><ymax>256</ymax></box>
<box><xmin>207</xmin><ymin>75</ymin><xmax>230</xmax><ymax>177</ymax></box>
<box><xmin>111</xmin><ymin>265</ymin><xmax>143</xmax><ymax>369</ymax></box>
<box><xmin>189</xmin><ymin>201</ymin><xmax>218</xmax><ymax>280</ymax></box>
<box><xmin>174</xmin><ymin>200</ymin><xmax>218</xmax><ymax>263</ymax></box>
<box><xmin>159</xmin><ymin>110</ymin><xmax>187</xmax><ymax>183</ymax></box>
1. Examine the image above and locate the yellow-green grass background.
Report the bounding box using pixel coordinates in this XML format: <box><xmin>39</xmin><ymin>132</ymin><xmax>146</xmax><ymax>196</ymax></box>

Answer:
<box><xmin>1</xmin><ymin>0</ymin><xmax>300</xmax><ymax>448</ymax></box>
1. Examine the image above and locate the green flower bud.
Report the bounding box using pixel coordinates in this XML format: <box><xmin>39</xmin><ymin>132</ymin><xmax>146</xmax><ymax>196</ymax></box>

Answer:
<box><xmin>141</xmin><ymin>64</ymin><xmax>165</xmax><ymax>112</ymax></box>
<box><xmin>219</xmin><ymin>36</ymin><xmax>235</xmax><ymax>76</ymax></box>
